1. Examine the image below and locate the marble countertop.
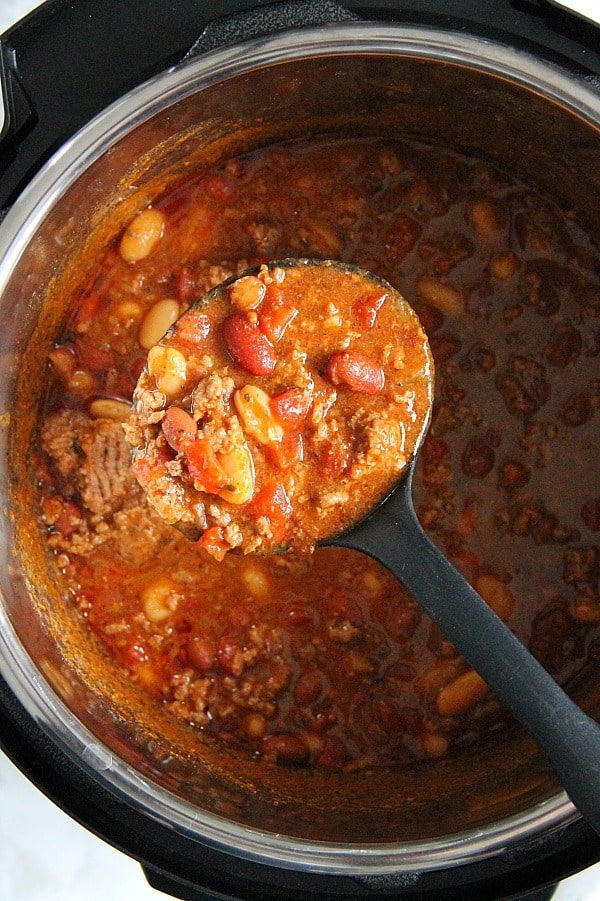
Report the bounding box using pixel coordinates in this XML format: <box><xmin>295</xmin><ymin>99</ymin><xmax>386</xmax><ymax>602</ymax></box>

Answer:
<box><xmin>1</xmin><ymin>2</ymin><xmax>599</xmax><ymax>899</ymax></box>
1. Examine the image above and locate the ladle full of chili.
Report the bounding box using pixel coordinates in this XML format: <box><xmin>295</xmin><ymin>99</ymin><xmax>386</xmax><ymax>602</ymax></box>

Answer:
<box><xmin>128</xmin><ymin>258</ymin><xmax>600</xmax><ymax>836</ymax></box>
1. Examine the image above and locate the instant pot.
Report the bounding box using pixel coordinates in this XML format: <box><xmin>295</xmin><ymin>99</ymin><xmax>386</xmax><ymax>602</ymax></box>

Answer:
<box><xmin>1</xmin><ymin>1</ymin><xmax>600</xmax><ymax>899</ymax></box>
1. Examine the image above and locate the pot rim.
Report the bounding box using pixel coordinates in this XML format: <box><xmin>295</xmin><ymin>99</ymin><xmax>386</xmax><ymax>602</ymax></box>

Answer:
<box><xmin>0</xmin><ymin>21</ymin><xmax>597</xmax><ymax>875</ymax></box>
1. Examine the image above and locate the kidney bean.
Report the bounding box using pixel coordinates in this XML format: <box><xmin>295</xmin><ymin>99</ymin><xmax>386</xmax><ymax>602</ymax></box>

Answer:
<box><xmin>523</xmin><ymin>265</ymin><xmax>561</xmax><ymax>316</ymax></box>
<box><xmin>382</xmin><ymin>211</ymin><xmax>422</xmax><ymax>260</ymax></box>
<box><xmin>52</xmin><ymin>499</ymin><xmax>83</xmax><ymax>538</ymax></box>
<box><xmin>222</xmin><ymin>313</ymin><xmax>277</xmax><ymax>376</ymax></box>
<box><xmin>416</xmin><ymin>303</ymin><xmax>444</xmax><ymax>335</ymax></box>
<box><xmin>499</xmin><ymin>459</ymin><xmax>531</xmax><ymax>489</ymax></box>
<box><xmin>459</xmin><ymin>343</ymin><xmax>496</xmax><ymax>373</ymax></box>
<box><xmin>161</xmin><ymin>406</ymin><xmax>198</xmax><ymax>452</ymax></box>
<box><xmin>217</xmin><ymin>637</ymin><xmax>245</xmax><ymax>676</ymax></box>
<box><xmin>324</xmin><ymin>588</ymin><xmax>364</xmax><ymax>626</ymax></box>
<box><xmin>326</xmin><ymin>350</ymin><xmax>385</xmax><ymax>394</ymax></box>
<box><xmin>461</xmin><ymin>436</ymin><xmax>495</xmax><ymax>478</ymax></box>
<box><xmin>48</xmin><ymin>346</ymin><xmax>76</xmax><ymax>384</ymax></box>
<box><xmin>389</xmin><ymin>606</ymin><xmax>420</xmax><ymax>643</ymax></box>
<box><xmin>315</xmin><ymin>736</ymin><xmax>347</xmax><ymax>770</ymax></box>
<box><xmin>430</xmin><ymin>332</ymin><xmax>461</xmax><ymax>363</ymax></box>
<box><xmin>560</xmin><ymin>392</ymin><xmax>593</xmax><ymax>427</ymax></box>
<box><xmin>563</xmin><ymin>546</ymin><xmax>598</xmax><ymax>586</ymax></box>
<box><xmin>262</xmin><ymin>732</ymin><xmax>309</xmax><ymax>765</ymax></box>
<box><xmin>421</xmin><ymin>434</ymin><xmax>449</xmax><ymax>464</ymax></box>
<box><xmin>177</xmin><ymin>266</ymin><xmax>196</xmax><ymax>302</ymax></box>
<box><xmin>546</xmin><ymin>323</ymin><xmax>582</xmax><ymax>368</ymax></box>
<box><xmin>308</xmin><ymin>711</ymin><xmax>337</xmax><ymax>734</ymax></box>
<box><xmin>496</xmin><ymin>356</ymin><xmax>551</xmax><ymax>416</ymax></box>
<box><xmin>75</xmin><ymin>335</ymin><xmax>115</xmax><ymax>372</ymax></box>
<box><xmin>171</xmin><ymin>310</ymin><xmax>211</xmax><ymax>350</ymax></box>
<box><xmin>294</xmin><ymin>670</ymin><xmax>324</xmax><ymax>706</ymax></box>
<box><xmin>582</xmin><ymin>498</ymin><xmax>600</xmax><ymax>531</ymax></box>
<box><xmin>188</xmin><ymin>636</ymin><xmax>216</xmax><ymax>672</ymax></box>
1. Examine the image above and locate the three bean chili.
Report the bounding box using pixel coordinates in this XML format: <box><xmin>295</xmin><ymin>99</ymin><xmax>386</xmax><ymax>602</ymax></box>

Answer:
<box><xmin>36</xmin><ymin>137</ymin><xmax>600</xmax><ymax>771</ymax></box>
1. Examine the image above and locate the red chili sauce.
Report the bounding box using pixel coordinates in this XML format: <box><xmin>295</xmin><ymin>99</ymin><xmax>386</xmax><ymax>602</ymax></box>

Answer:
<box><xmin>36</xmin><ymin>138</ymin><xmax>600</xmax><ymax>770</ymax></box>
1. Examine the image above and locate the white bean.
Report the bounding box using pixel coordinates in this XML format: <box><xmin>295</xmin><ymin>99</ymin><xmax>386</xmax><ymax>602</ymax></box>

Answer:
<box><xmin>139</xmin><ymin>299</ymin><xmax>181</xmax><ymax>350</ymax></box>
<box><xmin>120</xmin><ymin>208</ymin><xmax>165</xmax><ymax>263</ymax></box>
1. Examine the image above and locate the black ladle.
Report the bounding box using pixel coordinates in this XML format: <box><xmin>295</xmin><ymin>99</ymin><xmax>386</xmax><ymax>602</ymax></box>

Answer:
<box><xmin>328</xmin><ymin>456</ymin><xmax>600</xmax><ymax>835</ymax></box>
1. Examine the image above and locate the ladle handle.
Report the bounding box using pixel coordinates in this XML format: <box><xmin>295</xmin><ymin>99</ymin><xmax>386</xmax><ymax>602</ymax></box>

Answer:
<box><xmin>336</xmin><ymin>475</ymin><xmax>600</xmax><ymax>836</ymax></box>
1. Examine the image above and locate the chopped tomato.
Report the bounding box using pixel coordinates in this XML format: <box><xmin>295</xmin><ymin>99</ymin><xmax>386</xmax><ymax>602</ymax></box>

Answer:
<box><xmin>270</xmin><ymin>387</ymin><xmax>312</xmax><ymax>426</ymax></box>
<box><xmin>197</xmin><ymin>526</ymin><xmax>231</xmax><ymax>561</ymax></box>
<box><xmin>353</xmin><ymin>291</ymin><xmax>387</xmax><ymax>329</ymax></box>
<box><xmin>319</xmin><ymin>440</ymin><xmax>350</xmax><ymax>476</ymax></box>
<box><xmin>268</xmin><ymin>431</ymin><xmax>304</xmax><ymax>470</ymax></box>
<box><xmin>171</xmin><ymin>310</ymin><xmax>211</xmax><ymax>351</ymax></box>
<box><xmin>72</xmin><ymin>291</ymin><xmax>103</xmax><ymax>334</ymax></box>
<box><xmin>251</xmin><ymin>481</ymin><xmax>293</xmax><ymax>543</ymax></box>
<box><xmin>52</xmin><ymin>499</ymin><xmax>83</xmax><ymax>538</ymax></box>
<box><xmin>184</xmin><ymin>439</ymin><xmax>228</xmax><ymax>494</ymax></box>
<box><xmin>132</xmin><ymin>448</ymin><xmax>172</xmax><ymax>489</ymax></box>
<box><xmin>259</xmin><ymin>287</ymin><xmax>298</xmax><ymax>343</ymax></box>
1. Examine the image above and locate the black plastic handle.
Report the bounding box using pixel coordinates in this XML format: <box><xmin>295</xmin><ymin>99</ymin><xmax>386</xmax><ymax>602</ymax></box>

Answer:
<box><xmin>185</xmin><ymin>0</ymin><xmax>358</xmax><ymax>58</ymax></box>
<box><xmin>333</xmin><ymin>470</ymin><xmax>600</xmax><ymax>837</ymax></box>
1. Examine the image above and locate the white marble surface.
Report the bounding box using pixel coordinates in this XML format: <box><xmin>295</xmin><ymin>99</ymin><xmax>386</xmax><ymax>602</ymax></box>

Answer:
<box><xmin>1</xmin><ymin>1</ymin><xmax>600</xmax><ymax>899</ymax></box>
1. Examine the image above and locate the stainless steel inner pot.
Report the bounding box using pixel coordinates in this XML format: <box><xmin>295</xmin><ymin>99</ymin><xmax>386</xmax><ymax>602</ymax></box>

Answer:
<box><xmin>0</xmin><ymin>22</ymin><xmax>599</xmax><ymax>875</ymax></box>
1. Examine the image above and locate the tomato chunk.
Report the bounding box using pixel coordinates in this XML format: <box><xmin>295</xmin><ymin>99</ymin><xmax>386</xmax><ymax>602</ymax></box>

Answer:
<box><xmin>184</xmin><ymin>438</ymin><xmax>229</xmax><ymax>493</ymax></box>
<box><xmin>171</xmin><ymin>310</ymin><xmax>210</xmax><ymax>350</ymax></box>
<box><xmin>270</xmin><ymin>387</ymin><xmax>312</xmax><ymax>426</ymax></box>
<box><xmin>353</xmin><ymin>291</ymin><xmax>387</xmax><ymax>329</ymax></box>
<box><xmin>267</xmin><ymin>431</ymin><xmax>304</xmax><ymax>470</ymax></box>
<box><xmin>326</xmin><ymin>350</ymin><xmax>385</xmax><ymax>394</ymax></box>
<box><xmin>132</xmin><ymin>448</ymin><xmax>172</xmax><ymax>489</ymax></box>
<box><xmin>259</xmin><ymin>287</ymin><xmax>298</xmax><ymax>343</ymax></box>
<box><xmin>197</xmin><ymin>525</ymin><xmax>231</xmax><ymax>561</ymax></box>
<box><xmin>222</xmin><ymin>313</ymin><xmax>277</xmax><ymax>376</ymax></box>
<box><xmin>251</xmin><ymin>481</ymin><xmax>293</xmax><ymax>543</ymax></box>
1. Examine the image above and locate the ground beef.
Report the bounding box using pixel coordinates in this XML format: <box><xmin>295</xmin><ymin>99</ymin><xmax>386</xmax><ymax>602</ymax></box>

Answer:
<box><xmin>40</xmin><ymin>409</ymin><xmax>155</xmax><ymax>555</ymax></box>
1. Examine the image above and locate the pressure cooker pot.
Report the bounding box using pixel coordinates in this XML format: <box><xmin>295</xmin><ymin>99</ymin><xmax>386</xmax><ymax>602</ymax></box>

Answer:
<box><xmin>0</xmin><ymin>2</ymin><xmax>599</xmax><ymax>899</ymax></box>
